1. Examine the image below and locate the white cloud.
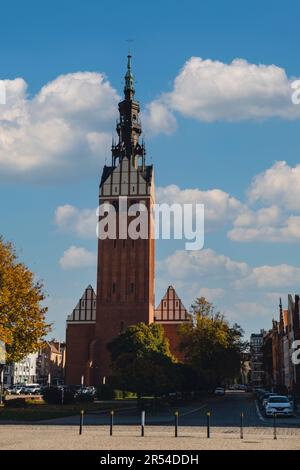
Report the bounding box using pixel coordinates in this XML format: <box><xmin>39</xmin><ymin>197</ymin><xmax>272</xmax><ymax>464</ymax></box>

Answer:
<box><xmin>59</xmin><ymin>245</ymin><xmax>96</xmax><ymax>270</ymax></box>
<box><xmin>199</xmin><ymin>287</ymin><xmax>225</xmax><ymax>302</ymax></box>
<box><xmin>229</xmin><ymin>302</ymin><xmax>271</xmax><ymax>320</ymax></box>
<box><xmin>228</xmin><ymin>215</ymin><xmax>300</xmax><ymax>242</ymax></box>
<box><xmin>0</xmin><ymin>72</ymin><xmax>119</xmax><ymax>181</ymax></box>
<box><xmin>55</xmin><ymin>205</ymin><xmax>97</xmax><ymax>239</ymax></box>
<box><xmin>145</xmin><ymin>57</ymin><xmax>300</xmax><ymax>129</ymax></box>
<box><xmin>156</xmin><ymin>248</ymin><xmax>300</xmax><ymax>334</ymax></box>
<box><xmin>235</xmin><ymin>264</ymin><xmax>300</xmax><ymax>289</ymax></box>
<box><xmin>248</xmin><ymin>161</ymin><xmax>300</xmax><ymax>211</ymax></box>
<box><xmin>142</xmin><ymin>100</ymin><xmax>177</xmax><ymax>135</ymax></box>
<box><xmin>158</xmin><ymin>248</ymin><xmax>300</xmax><ymax>292</ymax></box>
<box><xmin>227</xmin><ymin>161</ymin><xmax>300</xmax><ymax>243</ymax></box>
<box><xmin>157</xmin><ymin>249</ymin><xmax>249</xmax><ymax>281</ymax></box>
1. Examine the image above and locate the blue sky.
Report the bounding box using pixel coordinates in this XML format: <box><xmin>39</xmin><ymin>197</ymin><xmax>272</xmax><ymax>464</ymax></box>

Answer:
<box><xmin>1</xmin><ymin>0</ymin><xmax>300</xmax><ymax>339</ymax></box>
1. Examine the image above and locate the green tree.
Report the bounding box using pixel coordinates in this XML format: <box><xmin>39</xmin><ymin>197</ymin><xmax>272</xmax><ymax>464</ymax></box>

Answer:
<box><xmin>179</xmin><ymin>297</ymin><xmax>246</xmax><ymax>389</ymax></box>
<box><xmin>0</xmin><ymin>237</ymin><xmax>51</xmax><ymax>363</ymax></box>
<box><xmin>108</xmin><ymin>322</ymin><xmax>177</xmax><ymax>397</ymax></box>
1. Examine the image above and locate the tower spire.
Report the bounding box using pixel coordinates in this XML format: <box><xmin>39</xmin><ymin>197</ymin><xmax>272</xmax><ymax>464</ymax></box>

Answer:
<box><xmin>124</xmin><ymin>54</ymin><xmax>135</xmax><ymax>99</ymax></box>
<box><xmin>111</xmin><ymin>55</ymin><xmax>145</xmax><ymax>168</ymax></box>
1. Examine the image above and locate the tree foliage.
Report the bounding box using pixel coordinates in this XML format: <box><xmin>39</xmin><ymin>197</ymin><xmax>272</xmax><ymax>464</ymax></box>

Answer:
<box><xmin>108</xmin><ymin>322</ymin><xmax>177</xmax><ymax>396</ymax></box>
<box><xmin>179</xmin><ymin>297</ymin><xmax>247</xmax><ymax>389</ymax></box>
<box><xmin>0</xmin><ymin>237</ymin><xmax>51</xmax><ymax>362</ymax></box>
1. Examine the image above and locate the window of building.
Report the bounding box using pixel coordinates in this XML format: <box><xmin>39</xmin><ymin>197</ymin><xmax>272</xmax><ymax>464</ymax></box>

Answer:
<box><xmin>81</xmin><ymin>300</ymin><xmax>85</xmax><ymax>308</ymax></box>
<box><xmin>112</xmin><ymin>282</ymin><xmax>116</xmax><ymax>294</ymax></box>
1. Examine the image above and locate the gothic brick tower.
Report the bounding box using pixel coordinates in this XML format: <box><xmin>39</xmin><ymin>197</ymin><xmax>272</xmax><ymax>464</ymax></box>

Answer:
<box><xmin>94</xmin><ymin>55</ymin><xmax>155</xmax><ymax>382</ymax></box>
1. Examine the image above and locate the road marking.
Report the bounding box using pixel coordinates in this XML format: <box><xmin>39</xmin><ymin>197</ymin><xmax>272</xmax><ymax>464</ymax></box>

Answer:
<box><xmin>180</xmin><ymin>404</ymin><xmax>208</xmax><ymax>417</ymax></box>
<box><xmin>255</xmin><ymin>400</ymin><xmax>265</xmax><ymax>422</ymax></box>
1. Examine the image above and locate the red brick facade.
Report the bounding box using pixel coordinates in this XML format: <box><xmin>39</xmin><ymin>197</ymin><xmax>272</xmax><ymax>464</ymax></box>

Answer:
<box><xmin>65</xmin><ymin>58</ymin><xmax>191</xmax><ymax>385</ymax></box>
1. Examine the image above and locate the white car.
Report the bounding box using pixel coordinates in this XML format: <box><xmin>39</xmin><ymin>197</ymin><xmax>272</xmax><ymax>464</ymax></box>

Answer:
<box><xmin>265</xmin><ymin>395</ymin><xmax>294</xmax><ymax>417</ymax></box>
<box><xmin>24</xmin><ymin>384</ymin><xmax>41</xmax><ymax>395</ymax></box>
<box><xmin>214</xmin><ymin>387</ymin><xmax>225</xmax><ymax>396</ymax></box>
<box><xmin>12</xmin><ymin>386</ymin><xmax>25</xmax><ymax>395</ymax></box>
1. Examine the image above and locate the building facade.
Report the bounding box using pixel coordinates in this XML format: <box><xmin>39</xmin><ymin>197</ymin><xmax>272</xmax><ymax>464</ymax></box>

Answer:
<box><xmin>36</xmin><ymin>340</ymin><xmax>66</xmax><ymax>385</ymax></box>
<box><xmin>154</xmin><ymin>286</ymin><xmax>191</xmax><ymax>361</ymax></box>
<box><xmin>261</xmin><ymin>295</ymin><xmax>300</xmax><ymax>395</ymax></box>
<box><xmin>4</xmin><ymin>352</ymin><xmax>38</xmax><ymax>386</ymax></box>
<box><xmin>250</xmin><ymin>331</ymin><xmax>265</xmax><ymax>387</ymax></box>
<box><xmin>65</xmin><ymin>57</ymin><xmax>191</xmax><ymax>385</ymax></box>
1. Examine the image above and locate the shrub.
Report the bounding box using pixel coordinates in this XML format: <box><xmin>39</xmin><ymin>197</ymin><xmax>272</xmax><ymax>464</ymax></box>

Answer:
<box><xmin>42</xmin><ymin>387</ymin><xmax>75</xmax><ymax>405</ymax></box>
<box><xmin>4</xmin><ymin>397</ymin><xmax>28</xmax><ymax>408</ymax></box>
<box><xmin>97</xmin><ymin>384</ymin><xmax>114</xmax><ymax>400</ymax></box>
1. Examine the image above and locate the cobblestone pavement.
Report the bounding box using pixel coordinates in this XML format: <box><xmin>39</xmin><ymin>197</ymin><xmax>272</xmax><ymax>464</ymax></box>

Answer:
<box><xmin>0</xmin><ymin>425</ymin><xmax>300</xmax><ymax>450</ymax></box>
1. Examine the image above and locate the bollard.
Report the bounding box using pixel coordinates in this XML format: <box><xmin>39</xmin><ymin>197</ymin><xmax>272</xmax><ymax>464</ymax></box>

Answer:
<box><xmin>141</xmin><ymin>410</ymin><xmax>145</xmax><ymax>437</ymax></box>
<box><xmin>110</xmin><ymin>410</ymin><xmax>114</xmax><ymax>436</ymax></box>
<box><xmin>79</xmin><ymin>409</ymin><xmax>84</xmax><ymax>435</ymax></box>
<box><xmin>175</xmin><ymin>411</ymin><xmax>179</xmax><ymax>437</ymax></box>
<box><xmin>273</xmin><ymin>412</ymin><xmax>277</xmax><ymax>440</ymax></box>
<box><xmin>240</xmin><ymin>412</ymin><xmax>244</xmax><ymax>439</ymax></box>
<box><xmin>206</xmin><ymin>411</ymin><xmax>211</xmax><ymax>438</ymax></box>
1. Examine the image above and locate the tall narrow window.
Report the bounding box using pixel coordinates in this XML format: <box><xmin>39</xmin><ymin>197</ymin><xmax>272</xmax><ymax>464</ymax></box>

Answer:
<box><xmin>112</xmin><ymin>282</ymin><xmax>116</xmax><ymax>294</ymax></box>
<box><xmin>131</xmin><ymin>282</ymin><xmax>134</xmax><ymax>293</ymax></box>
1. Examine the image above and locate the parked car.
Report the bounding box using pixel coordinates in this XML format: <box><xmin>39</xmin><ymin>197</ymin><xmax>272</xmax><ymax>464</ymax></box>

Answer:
<box><xmin>261</xmin><ymin>392</ymin><xmax>277</xmax><ymax>408</ymax></box>
<box><xmin>23</xmin><ymin>384</ymin><xmax>41</xmax><ymax>395</ymax></box>
<box><xmin>214</xmin><ymin>387</ymin><xmax>225</xmax><ymax>396</ymax></box>
<box><xmin>12</xmin><ymin>385</ymin><xmax>25</xmax><ymax>395</ymax></box>
<box><xmin>265</xmin><ymin>395</ymin><xmax>294</xmax><ymax>417</ymax></box>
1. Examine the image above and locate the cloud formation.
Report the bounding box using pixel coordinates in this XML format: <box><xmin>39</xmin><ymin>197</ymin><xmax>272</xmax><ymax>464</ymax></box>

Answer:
<box><xmin>59</xmin><ymin>245</ymin><xmax>96</xmax><ymax>269</ymax></box>
<box><xmin>55</xmin><ymin>204</ymin><xmax>97</xmax><ymax>239</ymax></box>
<box><xmin>248</xmin><ymin>161</ymin><xmax>300</xmax><ymax>211</ymax></box>
<box><xmin>144</xmin><ymin>57</ymin><xmax>300</xmax><ymax>133</ymax></box>
<box><xmin>0</xmin><ymin>73</ymin><xmax>119</xmax><ymax>181</ymax></box>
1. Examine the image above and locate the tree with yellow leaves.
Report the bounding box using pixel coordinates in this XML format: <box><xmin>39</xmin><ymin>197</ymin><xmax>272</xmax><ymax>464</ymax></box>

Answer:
<box><xmin>0</xmin><ymin>237</ymin><xmax>51</xmax><ymax>363</ymax></box>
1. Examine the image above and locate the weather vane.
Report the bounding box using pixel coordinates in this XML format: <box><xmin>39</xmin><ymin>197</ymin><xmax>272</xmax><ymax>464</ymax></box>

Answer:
<box><xmin>125</xmin><ymin>38</ymin><xmax>134</xmax><ymax>55</ymax></box>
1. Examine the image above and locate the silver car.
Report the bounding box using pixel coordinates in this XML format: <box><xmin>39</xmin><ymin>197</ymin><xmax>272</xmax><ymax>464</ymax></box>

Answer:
<box><xmin>265</xmin><ymin>395</ymin><xmax>294</xmax><ymax>417</ymax></box>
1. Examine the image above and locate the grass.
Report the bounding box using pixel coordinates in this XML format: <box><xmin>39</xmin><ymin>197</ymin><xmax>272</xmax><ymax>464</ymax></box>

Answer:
<box><xmin>0</xmin><ymin>400</ymin><xmax>137</xmax><ymax>422</ymax></box>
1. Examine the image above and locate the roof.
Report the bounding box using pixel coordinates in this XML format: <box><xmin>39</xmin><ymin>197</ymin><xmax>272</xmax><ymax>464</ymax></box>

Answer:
<box><xmin>100</xmin><ymin>163</ymin><xmax>153</xmax><ymax>187</ymax></box>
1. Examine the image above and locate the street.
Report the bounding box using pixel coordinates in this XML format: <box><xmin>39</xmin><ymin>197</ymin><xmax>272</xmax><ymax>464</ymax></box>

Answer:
<box><xmin>33</xmin><ymin>390</ymin><xmax>300</xmax><ymax>429</ymax></box>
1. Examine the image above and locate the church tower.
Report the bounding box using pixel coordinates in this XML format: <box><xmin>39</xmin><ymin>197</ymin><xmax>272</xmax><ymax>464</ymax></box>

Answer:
<box><xmin>94</xmin><ymin>56</ymin><xmax>155</xmax><ymax>381</ymax></box>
